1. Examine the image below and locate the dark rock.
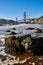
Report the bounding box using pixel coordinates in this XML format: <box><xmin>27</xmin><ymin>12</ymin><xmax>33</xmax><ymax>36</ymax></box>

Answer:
<box><xmin>26</xmin><ymin>28</ymin><xmax>35</xmax><ymax>30</ymax></box>
<box><xmin>10</xmin><ymin>32</ymin><xmax>17</xmax><ymax>35</ymax></box>
<box><xmin>30</xmin><ymin>37</ymin><xmax>43</xmax><ymax>55</ymax></box>
<box><xmin>15</xmin><ymin>44</ymin><xmax>25</xmax><ymax>54</ymax></box>
<box><xmin>13</xmin><ymin>28</ymin><xmax>16</xmax><ymax>30</ymax></box>
<box><xmin>9</xmin><ymin>57</ymin><xmax>14</xmax><ymax>60</ymax></box>
<box><xmin>6</xmin><ymin>30</ymin><xmax>10</xmax><ymax>32</ymax></box>
<box><xmin>36</xmin><ymin>29</ymin><xmax>42</xmax><ymax>33</ymax></box>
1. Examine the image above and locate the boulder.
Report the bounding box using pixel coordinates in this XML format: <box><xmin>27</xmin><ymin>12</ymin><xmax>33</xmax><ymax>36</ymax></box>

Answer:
<box><xmin>10</xmin><ymin>32</ymin><xmax>17</xmax><ymax>35</ymax></box>
<box><xmin>5</xmin><ymin>34</ymin><xmax>31</xmax><ymax>55</ymax></box>
<box><xmin>26</xmin><ymin>28</ymin><xmax>34</xmax><ymax>30</ymax></box>
<box><xmin>30</xmin><ymin>37</ymin><xmax>43</xmax><ymax>55</ymax></box>
<box><xmin>36</xmin><ymin>29</ymin><xmax>42</xmax><ymax>33</ymax></box>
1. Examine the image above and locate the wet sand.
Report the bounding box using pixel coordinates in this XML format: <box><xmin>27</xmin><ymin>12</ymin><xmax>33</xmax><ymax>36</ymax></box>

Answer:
<box><xmin>0</xmin><ymin>51</ymin><xmax>43</xmax><ymax>65</ymax></box>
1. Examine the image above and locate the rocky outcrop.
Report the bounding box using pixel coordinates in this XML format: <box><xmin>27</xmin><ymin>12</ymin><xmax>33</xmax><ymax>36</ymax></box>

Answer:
<box><xmin>5</xmin><ymin>31</ymin><xmax>43</xmax><ymax>55</ymax></box>
<box><xmin>36</xmin><ymin>16</ymin><xmax>43</xmax><ymax>24</ymax></box>
<box><xmin>21</xmin><ymin>37</ymin><xmax>31</xmax><ymax>50</ymax></box>
<box><xmin>30</xmin><ymin>37</ymin><xmax>43</xmax><ymax>55</ymax></box>
<box><xmin>5</xmin><ymin>34</ymin><xmax>31</xmax><ymax>55</ymax></box>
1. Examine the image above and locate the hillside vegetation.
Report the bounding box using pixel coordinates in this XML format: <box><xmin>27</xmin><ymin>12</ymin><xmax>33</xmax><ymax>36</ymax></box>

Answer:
<box><xmin>36</xmin><ymin>16</ymin><xmax>43</xmax><ymax>24</ymax></box>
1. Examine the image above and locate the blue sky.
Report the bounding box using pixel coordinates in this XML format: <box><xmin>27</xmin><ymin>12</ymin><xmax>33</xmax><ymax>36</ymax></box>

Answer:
<box><xmin>0</xmin><ymin>0</ymin><xmax>43</xmax><ymax>20</ymax></box>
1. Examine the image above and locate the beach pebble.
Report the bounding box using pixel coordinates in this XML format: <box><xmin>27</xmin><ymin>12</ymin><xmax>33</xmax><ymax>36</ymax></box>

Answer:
<box><xmin>38</xmin><ymin>58</ymin><xmax>42</xmax><ymax>60</ymax></box>
<box><xmin>29</xmin><ymin>62</ymin><xmax>35</xmax><ymax>65</ymax></box>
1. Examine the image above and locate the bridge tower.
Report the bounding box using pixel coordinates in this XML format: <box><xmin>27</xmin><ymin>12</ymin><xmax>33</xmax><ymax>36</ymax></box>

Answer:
<box><xmin>24</xmin><ymin>11</ymin><xmax>26</xmax><ymax>22</ymax></box>
<box><xmin>16</xmin><ymin>17</ymin><xmax>18</xmax><ymax>22</ymax></box>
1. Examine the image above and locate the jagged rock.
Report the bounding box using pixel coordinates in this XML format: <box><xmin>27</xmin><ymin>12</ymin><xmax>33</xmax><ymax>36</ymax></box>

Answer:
<box><xmin>21</xmin><ymin>37</ymin><xmax>31</xmax><ymax>50</ymax></box>
<box><xmin>5</xmin><ymin>34</ymin><xmax>31</xmax><ymax>54</ymax></box>
<box><xmin>30</xmin><ymin>37</ymin><xmax>43</xmax><ymax>55</ymax></box>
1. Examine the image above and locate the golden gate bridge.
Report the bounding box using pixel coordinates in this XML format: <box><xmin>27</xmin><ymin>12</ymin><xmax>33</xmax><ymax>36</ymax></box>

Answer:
<box><xmin>16</xmin><ymin>11</ymin><xmax>37</xmax><ymax>23</ymax></box>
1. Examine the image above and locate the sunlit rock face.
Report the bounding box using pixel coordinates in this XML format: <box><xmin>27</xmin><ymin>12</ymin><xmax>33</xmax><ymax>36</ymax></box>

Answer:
<box><xmin>21</xmin><ymin>37</ymin><xmax>31</xmax><ymax>50</ymax></box>
<box><xmin>36</xmin><ymin>16</ymin><xmax>43</xmax><ymax>24</ymax></box>
<box><xmin>5</xmin><ymin>34</ymin><xmax>31</xmax><ymax>54</ymax></box>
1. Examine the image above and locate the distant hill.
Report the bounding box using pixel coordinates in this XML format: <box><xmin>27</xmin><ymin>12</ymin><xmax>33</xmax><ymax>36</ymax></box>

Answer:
<box><xmin>36</xmin><ymin>16</ymin><xmax>43</xmax><ymax>24</ymax></box>
<box><xmin>0</xmin><ymin>19</ymin><xmax>19</xmax><ymax>25</ymax></box>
